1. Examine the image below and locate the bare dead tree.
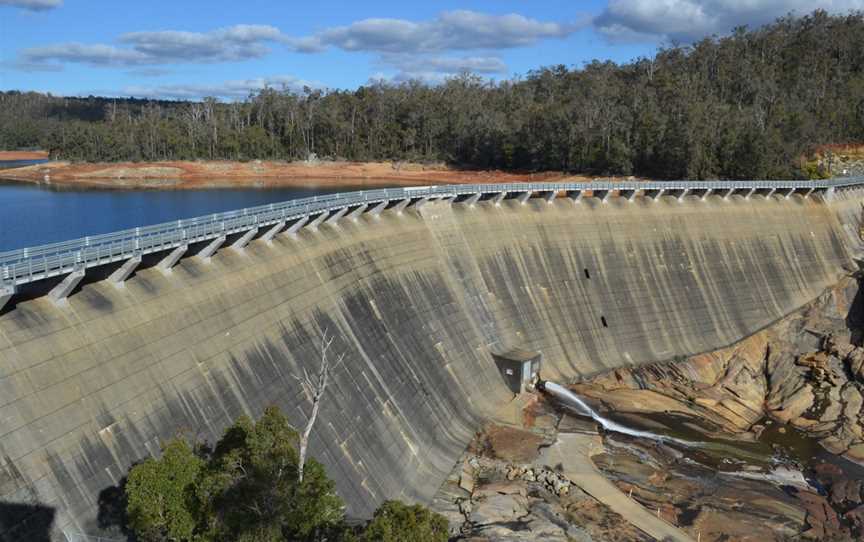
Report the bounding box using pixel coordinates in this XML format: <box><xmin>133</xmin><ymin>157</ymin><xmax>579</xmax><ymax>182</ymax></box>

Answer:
<box><xmin>296</xmin><ymin>329</ymin><xmax>344</xmax><ymax>483</ymax></box>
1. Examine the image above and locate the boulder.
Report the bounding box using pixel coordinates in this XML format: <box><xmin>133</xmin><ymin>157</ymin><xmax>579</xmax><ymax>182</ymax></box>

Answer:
<box><xmin>460</xmin><ymin>460</ymin><xmax>476</xmax><ymax>493</ymax></box>
<box><xmin>842</xmin><ymin>384</ymin><xmax>863</xmax><ymax>420</ymax></box>
<box><xmin>771</xmin><ymin>385</ymin><xmax>815</xmax><ymax>423</ymax></box>
<box><xmin>470</xmin><ymin>493</ymin><xmax>530</xmax><ymax>526</ymax></box>
<box><xmin>845</xmin><ymin>442</ymin><xmax>864</xmax><ymax>463</ymax></box>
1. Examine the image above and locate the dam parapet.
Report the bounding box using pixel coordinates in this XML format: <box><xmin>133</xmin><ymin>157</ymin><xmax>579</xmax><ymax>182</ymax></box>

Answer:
<box><xmin>0</xmin><ymin>180</ymin><xmax>862</xmax><ymax>539</ymax></box>
<box><xmin>2</xmin><ymin>178</ymin><xmax>862</xmax><ymax>311</ymax></box>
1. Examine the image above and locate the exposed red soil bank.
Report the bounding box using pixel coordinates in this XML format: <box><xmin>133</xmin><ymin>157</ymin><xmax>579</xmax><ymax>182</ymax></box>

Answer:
<box><xmin>0</xmin><ymin>150</ymin><xmax>49</xmax><ymax>160</ymax></box>
<box><xmin>0</xmin><ymin>159</ymin><xmax>591</xmax><ymax>189</ymax></box>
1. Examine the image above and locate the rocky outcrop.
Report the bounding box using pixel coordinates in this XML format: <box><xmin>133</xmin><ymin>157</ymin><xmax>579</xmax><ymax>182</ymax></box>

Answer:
<box><xmin>577</xmin><ymin>329</ymin><xmax>770</xmax><ymax>435</ymax></box>
<box><xmin>452</xmin><ymin>456</ymin><xmax>651</xmax><ymax>542</ymax></box>
<box><xmin>576</xmin><ymin>276</ymin><xmax>864</xmax><ymax>465</ymax></box>
<box><xmin>432</xmin><ymin>421</ymin><xmax>652</xmax><ymax>542</ymax></box>
<box><xmin>592</xmin><ymin>437</ymin><xmax>823</xmax><ymax>541</ymax></box>
<box><xmin>567</xmin><ymin>275</ymin><xmax>864</xmax><ymax>540</ymax></box>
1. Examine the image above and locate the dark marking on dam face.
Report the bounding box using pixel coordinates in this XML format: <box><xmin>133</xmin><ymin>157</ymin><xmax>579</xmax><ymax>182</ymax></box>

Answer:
<box><xmin>0</xmin><ymin>501</ymin><xmax>54</xmax><ymax>542</ymax></box>
<box><xmin>0</xmin><ymin>193</ymin><xmax>861</xmax><ymax>539</ymax></box>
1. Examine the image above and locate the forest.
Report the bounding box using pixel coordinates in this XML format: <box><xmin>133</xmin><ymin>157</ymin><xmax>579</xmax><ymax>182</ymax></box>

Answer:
<box><xmin>1</xmin><ymin>10</ymin><xmax>863</xmax><ymax>180</ymax></box>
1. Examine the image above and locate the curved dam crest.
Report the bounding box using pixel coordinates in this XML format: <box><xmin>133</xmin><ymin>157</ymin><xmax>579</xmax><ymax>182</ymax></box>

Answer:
<box><xmin>0</xmin><ymin>189</ymin><xmax>861</xmax><ymax>540</ymax></box>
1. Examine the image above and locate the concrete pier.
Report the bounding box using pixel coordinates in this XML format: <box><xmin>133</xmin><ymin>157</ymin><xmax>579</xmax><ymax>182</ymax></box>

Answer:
<box><xmin>0</xmin><ymin>284</ymin><xmax>15</xmax><ymax>311</ymax></box>
<box><xmin>107</xmin><ymin>255</ymin><xmax>141</xmax><ymax>286</ymax></box>
<box><xmin>325</xmin><ymin>207</ymin><xmax>350</xmax><ymax>225</ymax></box>
<box><xmin>287</xmin><ymin>216</ymin><xmax>309</xmax><ymax>236</ymax></box>
<box><xmin>348</xmin><ymin>204</ymin><xmax>369</xmax><ymax>220</ymax></box>
<box><xmin>308</xmin><ymin>211</ymin><xmax>330</xmax><ymax>230</ymax></box>
<box><xmin>263</xmin><ymin>221</ymin><xmax>285</xmax><ymax>244</ymax></box>
<box><xmin>231</xmin><ymin>228</ymin><xmax>258</xmax><ymax>251</ymax></box>
<box><xmin>157</xmin><ymin>244</ymin><xmax>187</xmax><ymax>273</ymax></box>
<box><xmin>47</xmin><ymin>269</ymin><xmax>85</xmax><ymax>305</ymax></box>
<box><xmin>198</xmin><ymin>235</ymin><xmax>226</xmax><ymax>262</ymax></box>
<box><xmin>464</xmin><ymin>193</ymin><xmax>481</xmax><ymax>207</ymax></box>
<box><xmin>369</xmin><ymin>201</ymin><xmax>388</xmax><ymax>217</ymax></box>
<box><xmin>393</xmin><ymin>198</ymin><xmax>411</xmax><ymax>215</ymax></box>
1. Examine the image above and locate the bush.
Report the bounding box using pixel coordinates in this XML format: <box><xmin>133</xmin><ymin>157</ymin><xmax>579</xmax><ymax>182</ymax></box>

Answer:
<box><xmin>124</xmin><ymin>407</ymin><xmax>344</xmax><ymax>542</ymax></box>
<box><xmin>360</xmin><ymin>500</ymin><xmax>449</xmax><ymax>542</ymax></box>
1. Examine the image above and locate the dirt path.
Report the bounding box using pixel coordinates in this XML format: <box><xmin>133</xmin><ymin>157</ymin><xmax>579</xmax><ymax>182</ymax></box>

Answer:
<box><xmin>539</xmin><ymin>433</ymin><xmax>695</xmax><ymax>542</ymax></box>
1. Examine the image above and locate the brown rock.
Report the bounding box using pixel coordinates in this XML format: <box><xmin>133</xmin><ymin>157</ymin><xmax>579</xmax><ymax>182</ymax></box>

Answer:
<box><xmin>842</xmin><ymin>384</ymin><xmax>863</xmax><ymax>420</ymax></box>
<box><xmin>845</xmin><ymin>504</ymin><xmax>864</xmax><ymax>537</ymax></box>
<box><xmin>469</xmin><ymin>493</ymin><xmax>529</xmax><ymax>525</ymax></box>
<box><xmin>460</xmin><ymin>461</ymin><xmax>476</xmax><ymax>494</ymax></box>
<box><xmin>796</xmin><ymin>491</ymin><xmax>846</xmax><ymax>540</ymax></box>
<box><xmin>771</xmin><ymin>385</ymin><xmax>815</xmax><ymax>423</ymax></box>
<box><xmin>846</xmin><ymin>442</ymin><xmax>864</xmax><ymax>462</ymax></box>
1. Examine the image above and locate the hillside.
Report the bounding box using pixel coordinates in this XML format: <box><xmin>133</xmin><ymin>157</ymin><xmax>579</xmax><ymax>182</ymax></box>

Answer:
<box><xmin>2</xmin><ymin>10</ymin><xmax>864</xmax><ymax>180</ymax></box>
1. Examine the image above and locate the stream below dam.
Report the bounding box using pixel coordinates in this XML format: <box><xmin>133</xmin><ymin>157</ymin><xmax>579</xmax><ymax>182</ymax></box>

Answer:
<box><xmin>541</xmin><ymin>374</ymin><xmax>864</xmax><ymax>540</ymax></box>
<box><xmin>543</xmin><ymin>380</ymin><xmax>864</xmax><ymax>483</ymax></box>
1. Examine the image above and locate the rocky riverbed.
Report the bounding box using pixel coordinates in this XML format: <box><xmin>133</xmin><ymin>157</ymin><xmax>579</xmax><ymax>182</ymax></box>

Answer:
<box><xmin>435</xmin><ymin>276</ymin><xmax>864</xmax><ymax>541</ymax></box>
<box><xmin>432</xmin><ymin>412</ymin><xmax>655</xmax><ymax>542</ymax></box>
<box><xmin>573</xmin><ymin>274</ymin><xmax>864</xmax><ymax>540</ymax></box>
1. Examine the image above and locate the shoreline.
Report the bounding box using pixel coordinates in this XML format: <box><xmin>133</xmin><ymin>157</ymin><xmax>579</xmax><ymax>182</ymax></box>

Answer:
<box><xmin>0</xmin><ymin>150</ymin><xmax>49</xmax><ymax>161</ymax></box>
<box><xmin>0</xmin><ymin>159</ymin><xmax>587</xmax><ymax>190</ymax></box>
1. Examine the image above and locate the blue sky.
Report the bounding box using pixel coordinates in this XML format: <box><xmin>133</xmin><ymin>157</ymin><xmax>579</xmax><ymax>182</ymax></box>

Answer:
<box><xmin>1</xmin><ymin>0</ymin><xmax>862</xmax><ymax>100</ymax></box>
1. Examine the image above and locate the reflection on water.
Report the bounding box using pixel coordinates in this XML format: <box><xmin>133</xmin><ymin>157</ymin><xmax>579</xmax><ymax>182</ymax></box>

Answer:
<box><xmin>0</xmin><ymin>179</ymin><xmax>375</xmax><ymax>252</ymax></box>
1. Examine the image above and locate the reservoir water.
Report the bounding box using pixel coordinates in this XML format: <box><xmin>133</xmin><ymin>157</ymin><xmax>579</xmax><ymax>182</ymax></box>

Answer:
<box><xmin>0</xmin><ymin>159</ymin><xmax>49</xmax><ymax>170</ymax></box>
<box><xmin>0</xmin><ymin>179</ymin><xmax>374</xmax><ymax>252</ymax></box>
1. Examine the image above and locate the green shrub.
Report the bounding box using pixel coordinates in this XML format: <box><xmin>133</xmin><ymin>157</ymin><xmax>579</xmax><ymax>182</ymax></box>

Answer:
<box><xmin>360</xmin><ymin>500</ymin><xmax>449</xmax><ymax>542</ymax></box>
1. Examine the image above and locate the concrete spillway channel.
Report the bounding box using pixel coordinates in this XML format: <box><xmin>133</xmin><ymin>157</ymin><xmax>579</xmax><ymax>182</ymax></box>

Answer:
<box><xmin>0</xmin><ymin>180</ymin><xmax>862</xmax><ymax>540</ymax></box>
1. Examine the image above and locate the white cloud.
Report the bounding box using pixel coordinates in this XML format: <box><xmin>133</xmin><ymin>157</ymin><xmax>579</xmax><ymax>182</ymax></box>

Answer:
<box><xmin>290</xmin><ymin>10</ymin><xmax>581</xmax><ymax>54</ymax></box>
<box><xmin>0</xmin><ymin>0</ymin><xmax>62</xmax><ymax>11</ymax></box>
<box><xmin>594</xmin><ymin>0</ymin><xmax>864</xmax><ymax>43</ymax></box>
<box><xmin>381</xmin><ymin>54</ymin><xmax>507</xmax><ymax>77</ymax></box>
<box><xmin>18</xmin><ymin>24</ymin><xmax>287</xmax><ymax>69</ymax></box>
<box><xmin>116</xmin><ymin>75</ymin><xmax>321</xmax><ymax>101</ymax></box>
<box><xmin>22</xmin><ymin>43</ymin><xmax>150</xmax><ymax>67</ymax></box>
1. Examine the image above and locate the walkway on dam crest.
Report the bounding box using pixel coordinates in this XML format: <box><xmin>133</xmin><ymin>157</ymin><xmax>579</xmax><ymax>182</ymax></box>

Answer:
<box><xmin>2</xmin><ymin>177</ymin><xmax>863</xmax><ymax>312</ymax></box>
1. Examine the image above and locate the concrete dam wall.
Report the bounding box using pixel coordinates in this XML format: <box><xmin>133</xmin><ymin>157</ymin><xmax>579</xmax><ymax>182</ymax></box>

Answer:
<box><xmin>0</xmin><ymin>192</ymin><xmax>858</xmax><ymax>540</ymax></box>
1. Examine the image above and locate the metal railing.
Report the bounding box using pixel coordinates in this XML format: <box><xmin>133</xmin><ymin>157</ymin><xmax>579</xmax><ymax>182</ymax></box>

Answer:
<box><xmin>2</xmin><ymin>177</ymin><xmax>863</xmax><ymax>289</ymax></box>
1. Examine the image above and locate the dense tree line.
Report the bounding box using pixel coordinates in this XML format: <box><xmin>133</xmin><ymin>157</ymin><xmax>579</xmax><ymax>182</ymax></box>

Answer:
<box><xmin>2</xmin><ymin>10</ymin><xmax>864</xmax><ymax>179</ymax></box>
<box><xmin>118</xmin><ymin>406</ymin><xmax>448</xmax><ymax>542</ymax></box>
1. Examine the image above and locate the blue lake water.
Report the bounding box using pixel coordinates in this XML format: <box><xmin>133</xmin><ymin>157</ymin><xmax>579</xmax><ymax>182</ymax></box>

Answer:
<box><xmin>0</xmin><ymin>180</ymin><xmax>375</xmax><ymax>252</ymax></box>
<box><xmin>0</xmin><ymin>159</ymin><xmax>49</xmax><ymax>169</ymax></box>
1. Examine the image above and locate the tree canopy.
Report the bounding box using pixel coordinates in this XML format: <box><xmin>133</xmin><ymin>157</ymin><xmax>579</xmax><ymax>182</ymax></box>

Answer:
<box><xmin>359</xmin><ymin>500</ymin><xmax>449</xmax><ymax>542</ymax></box>
<box><xmin>3</xmin><ymin>10</ymin><xmax>863</xmax><ymax>179</ymax></box>
<box><xmin>122</xmin><ymin>406</ymin><xmax>447</xmax><ymax>542</ymax></box>
<box><xmin>125</xmin><ymin>407</ymin><xmax>343</xmax><ymax>541</ymax></box>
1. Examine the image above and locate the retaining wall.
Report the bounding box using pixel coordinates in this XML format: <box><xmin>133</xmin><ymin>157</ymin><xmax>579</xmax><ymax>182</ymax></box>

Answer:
<box><xmin>0</xmin><ymin>193</ymin><xmax>857</xmax><ymax>540</ymax></box>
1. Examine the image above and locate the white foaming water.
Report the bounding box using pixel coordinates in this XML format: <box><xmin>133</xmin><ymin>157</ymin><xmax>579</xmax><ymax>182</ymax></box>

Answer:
<box><xmin>542</xmin><ymin>381</ymin><xmax>691</xmax><ymax>446</ymax></box>
<box><xmin>543</xmin><ymin>381</ymin><xmax>818</xmax><ymax>491</ymax></box>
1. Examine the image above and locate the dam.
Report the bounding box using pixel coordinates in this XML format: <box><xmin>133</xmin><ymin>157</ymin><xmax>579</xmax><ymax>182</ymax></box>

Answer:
<box><xmin>1</xmin><ymin>179</ymin><xmax>863</xmax><ymax>540</ymax></box>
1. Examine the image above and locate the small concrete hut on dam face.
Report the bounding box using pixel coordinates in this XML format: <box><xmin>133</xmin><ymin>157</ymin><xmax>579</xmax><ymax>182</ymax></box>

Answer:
<box><xmin>492</xmin><ymin>347</ymin><xmax>541</xmax><ymax>394</ymax></box>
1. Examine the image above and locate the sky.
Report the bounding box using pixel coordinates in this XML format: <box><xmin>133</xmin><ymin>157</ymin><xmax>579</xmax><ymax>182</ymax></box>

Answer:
<box><xmin>1</xmin><ymin>0</ymin><xmax>863</xmax><ymax>100</ymax></box>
